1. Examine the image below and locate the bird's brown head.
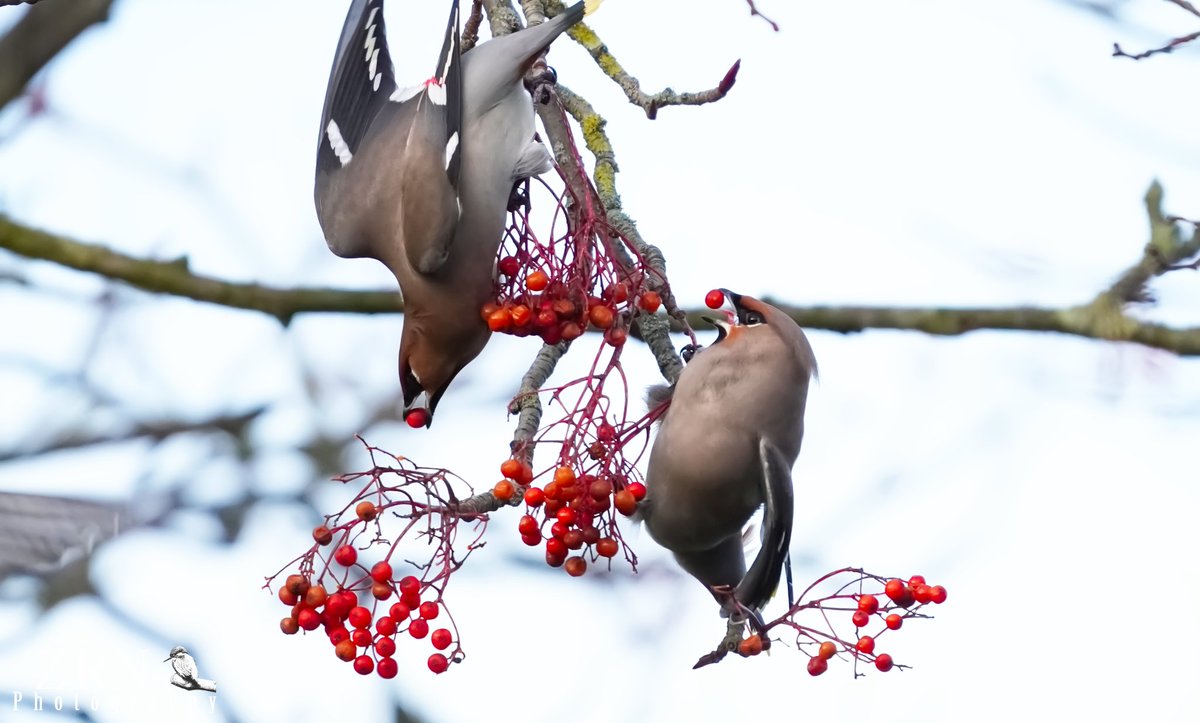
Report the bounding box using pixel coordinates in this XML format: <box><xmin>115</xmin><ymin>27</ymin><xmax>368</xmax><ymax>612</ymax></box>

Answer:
<box><xmin>398</xmin><ymin>316</ymin><xmax>489</xmax><ymax>428</ymax></box>
<box><xmin>701</xmin><ymin>289</ymin><xmax>816</xmax><ymax>374</ymax></box>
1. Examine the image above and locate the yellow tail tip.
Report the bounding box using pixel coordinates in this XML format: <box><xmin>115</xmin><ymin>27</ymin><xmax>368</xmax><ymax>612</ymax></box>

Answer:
<box><xmin>583</xmin><ymin>0</ymin><xmax>603</xmax><ymax>16</ymax></box>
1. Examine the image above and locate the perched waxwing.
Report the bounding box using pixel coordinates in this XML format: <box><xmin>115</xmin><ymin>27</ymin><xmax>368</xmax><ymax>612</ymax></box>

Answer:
<box><xmin>314</xmin><ymin>0</ymin><xmax>602</xmax><ymax>426</ymax></box>
<box><xmin>642</xmin><ymin>291</ymin><xmax>816</xmax><ymax>641</ymax></box>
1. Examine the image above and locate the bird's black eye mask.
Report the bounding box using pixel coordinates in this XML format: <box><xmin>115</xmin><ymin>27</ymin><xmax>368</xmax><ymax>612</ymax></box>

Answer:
<box><xmin>722</xmin><ymin>290</ymin><xmax>766</xmax><ymax>327</ymax></box>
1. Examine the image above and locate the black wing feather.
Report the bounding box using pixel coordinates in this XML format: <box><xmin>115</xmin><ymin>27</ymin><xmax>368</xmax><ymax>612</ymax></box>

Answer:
<box><xmin>435</xmin><ymin>0</ymin><xmax>463</xmax><ymax>187</ymax></box>
<box><xmin>317</xmin><ymin>0</ymin><xmax>398</xmax><ymax>174</ymax></box>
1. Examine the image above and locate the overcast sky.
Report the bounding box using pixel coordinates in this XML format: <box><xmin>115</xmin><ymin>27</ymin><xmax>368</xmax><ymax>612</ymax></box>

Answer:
<box><xmin>2</xmin><ymin>1</ymin><xmax>1199</xmax><ymax>721</ymax></box>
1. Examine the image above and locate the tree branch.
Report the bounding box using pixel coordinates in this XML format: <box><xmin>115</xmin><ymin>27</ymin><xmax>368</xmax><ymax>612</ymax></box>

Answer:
<box><xmin>544</xmin><ymin>0</ymin><xmax>740</xmax><ymax>119</ymax></box>
<box><xmin>0</xmin><ymin>216</ymin><xmax>402</xmax><ymax>324</ymax></box>
<box><xmin>0</xmin><ymin>0</ymin><xmax>115</xmax><ymax>112</ymax></box>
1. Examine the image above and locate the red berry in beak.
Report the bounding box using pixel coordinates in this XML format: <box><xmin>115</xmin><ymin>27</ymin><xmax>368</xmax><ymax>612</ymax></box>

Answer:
<box><xmin>405</xmin><ymin>408</ymin><xmax>430</xmax><ymax>428</ymax></box>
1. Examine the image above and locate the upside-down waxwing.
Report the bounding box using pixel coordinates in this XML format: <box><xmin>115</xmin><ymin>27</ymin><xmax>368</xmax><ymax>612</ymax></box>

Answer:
<box><xmin>642</xmin><ymin>291</ymin><xmax>816</xmax><ymax>633</ymax></box>
<box><xmin>314</xmin><ymin>0</ymin><xmax>601</xmax><ymax>426</ymax></box>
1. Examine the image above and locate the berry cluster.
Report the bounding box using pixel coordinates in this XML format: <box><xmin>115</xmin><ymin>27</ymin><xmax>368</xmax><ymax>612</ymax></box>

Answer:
<box><xmin>494</xmin><ymin>458</ymin><xmax>646</xmax><ymax>573</ymax></box>
<box><xmin>780</xmin><ymin>571</ymin><xmax>947</xmax><ymax>676</ymax></box>
<box><xmin>268</xmin><ymin>447</ymin><xmax>483</xmax><ymax>677</ymax></box>
<box><xmin>480</xmin><ymin>177</ymin><xmax>664</xmax><ymax>348</ymax></box>
<box><xmin>277</xmin><ymin>562</ymin><xmax>456</xmax><ymax>677</ymax></box>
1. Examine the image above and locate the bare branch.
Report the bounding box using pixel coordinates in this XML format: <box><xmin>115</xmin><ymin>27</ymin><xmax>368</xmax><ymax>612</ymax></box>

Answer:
<box><xmin>744</xmin><ymin>0</ymin><xmax>780</xmax><ymax>31</ymax></box>
<box><xmin>1166</xmin><ymin>0</ymin><xmax>1200</xmax><ymax>19</ymax></box>
<box><xmin>543</xmin><ymin>0</ymin><xmax>741</xmax><ymax>119</ymax></box>
<box><xmin>0</xmin><ymin>0</ymin><xmax>115</xmax><ymax>111</ymax></box>
<box><xmin>1113</xmin><ymin>30</ymin><xmax>1200</xmax><ymax>59</ymax></box>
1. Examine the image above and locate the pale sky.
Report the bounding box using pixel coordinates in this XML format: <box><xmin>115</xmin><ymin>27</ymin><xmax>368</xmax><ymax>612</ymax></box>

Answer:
<box><xmin>1</xmin><ymin>1</ymin><xmax>1199</xmax><ymax>721</ymax></box>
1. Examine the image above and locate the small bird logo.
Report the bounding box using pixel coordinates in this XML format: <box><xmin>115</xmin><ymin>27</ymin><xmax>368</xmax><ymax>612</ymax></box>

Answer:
<box><xmin>164</xmin><ymin>646</ymin><xmax>217</xmax><ymax>692</ymax></box>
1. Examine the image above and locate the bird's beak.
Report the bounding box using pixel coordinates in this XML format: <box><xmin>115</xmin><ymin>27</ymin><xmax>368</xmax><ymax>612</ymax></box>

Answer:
<box><xmin>402</xmin><ymin>392</ymin><xmax>434</xmax><ymax>429</ymax></box>
<box><xmin>162</xmin><ymin>656</ymin><xmax>171</xmax><ymax>662</ymax></box>
<box><xmin>701</xmin><ymin>312</ymin><xmax>735</xmax><ymax>343</ymax></box>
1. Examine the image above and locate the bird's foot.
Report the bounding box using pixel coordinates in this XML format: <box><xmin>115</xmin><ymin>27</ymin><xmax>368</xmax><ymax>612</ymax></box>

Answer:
<box><xmin>523</xmin><ymin>63</ymin><xmax>559</xmax><ymax>104</ymax></box>
<box><xmin>507</xmin><ymin>181</ymin><xmax>531</xmax><ymax>212</ymax></box>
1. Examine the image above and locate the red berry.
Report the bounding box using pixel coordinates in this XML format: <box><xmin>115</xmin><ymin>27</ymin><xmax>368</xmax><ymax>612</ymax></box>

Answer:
<box><xmin>553</xmin><ymin>466</ymin><xmax>576</xmax><ymax>485</ymax></box>
<box><xmin>705</xmin><ymin>289</ymin><xmax>725</xmax><ymax>309</ymax></box>
<box><xmin>280</xmin><ymin>617</ymin><xmax>299</xmax><ymax>635</ymax></box>
<box><xmin>556</xmin><ymin>507</ymin><xmax>577</xmax><ymax>526</ymax></box>
<box><xmin>405</xmin><ymin>408</ymin><xmax>430</xmax><ymax>428</ymax></box>
<box><xmin>398</xmin><ymin>576</ymin><xmax>420</xmax><ymax>595</ymax></box>
<box><xmin>518</xmin><ymin>514</ymin><xmax>539</xmax><ymax>537</ymax></box>
<box><xmin>312</xmin><ymin>525</ymin><xmax>333</xmax><ymax>545</ymax></box>
<box><xmin>851</xmin><ymin>610</ymin><xmax>870</xmax><ymax>628</ymax></box>
<box><xmin>375</xmin><ymin>636</ymin><xmax>396</xmax><ymax>657</ymax></box>
<box><xmin>353</xmin><ymin>655</ymin><xmax>374</xmax><ymax>675</ymax></box>
<box><xmin>546</xmin><ymin>537</ymin><xmax>567</xmax><ymax>558</ymax></box>
<box><xmin>626</xmin><ymin>482</ymin><xmax>647</xmax><ymax>500</ymax></box>
<box><xmin>428</xmin><ymin>653</ymin><xmax>449</xmax><ymax>674</ymax></box>
<box><xmin>521</xmin><ymin>532</ymin><xmax>541</xmax><ymax>546</ymax></box>
<box><xmin>431</xmin><ymin>628</ymin><xmax>452</xmax><ymax>651</ymax></box>
<box><xmin>389</xmin><ymin>602</ymin><xmax>410</xmax><ymax>621</ymax></box>
<box><xmin>856</xmin><ymin>636</ymin><xmax>875</xmax><ymax>654</ymax></box>
<box><xmin>885</xmin><ymin>614</ymin><xmax>903</xmax><ymax>630</ymax></box>
<box><xmin>550</xmin><ymin>520</ymin><xmax>569</xmax><ymax>539</ymax></box>
<box><xmin>914</xmin><ymin>584</ymin><xmax>934</xmax><ymax>604</ymax></box>
<box><xmin>562</xmin><ymin>529</ymin><xmax>584</xmax><ymax>550</ymax></box>
<box><xmin>818</xmin><ymin>641</ymin><xmax>837</xmax><ymax>661</ymax></box>
<box><xmin>596</xmin><ymin>537</ymin><xmax>619</xmax><ymax>558</ymax></box>
<box><xmin>908</xmin><ymin>575</ymin><xmax>926</xmax><ymax>590</ymax></box>
<box><xmin>807</xmin><ymin>656</ymin><xmax>828</xmax><ymax>676</ymax></box>
<box><xmin>560</xmin><ymin>321</ymin><xmax>583</xmax><ymax>341</ymax></box>
<box><xmin>523</xmin><ymin>487</ymin><xmax>545</xmax><ymax>507</ymax></box>
<box><xmin>638</xmin><ymin>291</ymin><xmax>662</xmax><ymax>313</ymax></box>
<box><xmin>614</xmin><ymin>490</ymin><xmax>637</xmax><ymax>516</ymax></box>
<box><xmin>419</xmin><ymin>601</ymin><xmax>439</xmax><ymax>620</ymax></box>
<box><xmin>605</xmin><ymin>327</ymin><xmax>628</xmax><ymax>348</ymax></box>
<box><xmin>604</xmin><ymin>282</ymin><xmax>629</xmax><ymax>304</ymax></box>
<box><xmin>335</xmin><ymin>639</ymin><xmax>357</xmax><ymax>662</ymax></box>
<box><xmin>857</xmin><ymin>594</ymin><xmax>879</xmax><ymax>615</ymax></box>
<box><xmin>402</xmin><ymin>589</ymin><xmax>421</xmax><ymax>610</ymax></box>
<box><xmin>875</xmin><ymin>653</ymin><xmax>894</xmax><ymax>672</ymax></box>
<box><xmin>376</xmin><ymin>616</ymin><xmax>397</xmax><ymax>636</ymax></box>
<box><xmin>545</xmin><ymin>550</ymin><xmax>565</xmax><ymax>568</ymax></box>
<box><xmin>328</xmin><ymin>626</ymin><xmax>350</xmax><ymax>645</ymax></box>
<box><xmin>348</xmin><ymin>606</ymin><xmax>372</xmax><ymax>629</ymax></box>
<box><xmin>334</xmin><ymin>545</ymin><xmax>357</xmax><ymax>567</ymax></box>
<box><xmin>355</xmin><ymin>501</ymin><xmax>377</xmax><ymax>521</ymax></box>
<box><xmin>377</xmin><ymin>657</ymin><xmax>398</xmax><ymax>679</ymax></box>
<box><xmin>351</xmin><ymin>629</ymin><xmax>372</xmax><ymax>648</ymax></box>
<box><xmin>297</xmin><ymin>608</ymin><xmax>321</xmax><ymax>631</ymax></box>
<box><xmin>930</xmin><ymin>585</ymin><xmax>948</xmax><ymax>604</ymax></box>
<box><xmin>498</xmin><ymin>256</ymin><xmax>520</xmax><ymax>277</ymax></box>
<box><xmin>371</xmin><ymin>561</ymin><xmax>393</xmax><ymax>584</ymax></box>
<box><xmin>565</xmin><ymin>556</ymin><xmax>587</xmax><ymax>577</ymax></box>
<box><xmin>409</xmin><ymin>618</ymin><xmax>429</xmax><ymax>639</ymax></box>
<box><xmin>884</xmin><ymin>578</ymin><xmax>907</xmax><ymax>602</ymax></box>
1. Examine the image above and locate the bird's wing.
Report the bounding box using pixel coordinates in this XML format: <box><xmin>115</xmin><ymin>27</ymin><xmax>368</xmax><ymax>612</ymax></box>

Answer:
<box><xmin>174</xmin><ymin>655</ymin><xmax>198</xmax><ymax>680</ymax></box>
<box><xmin>0</xmin><ymin>492</ymin><xmax>125</xmax><ymax>581</ymax></box>
<box><xmin>316</xmin><ymin>0</ymin><xmax>398</xmax><ymax>178</ymax></box>
<box><xmin>734</xmin><ymin>439</ymin><xmax>794</xmax><ymax>613</ymax></box>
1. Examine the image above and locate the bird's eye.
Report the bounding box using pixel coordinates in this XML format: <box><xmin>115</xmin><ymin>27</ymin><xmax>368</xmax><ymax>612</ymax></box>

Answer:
<box><xmin>744</xmin><ymin>311</ymin><xmax>765</xmax><ymax>326</ymax></box>
<box><xmin>680</xmin><ymin>344</ymin><xmax>699</xmax><ymax>363</ymax></box>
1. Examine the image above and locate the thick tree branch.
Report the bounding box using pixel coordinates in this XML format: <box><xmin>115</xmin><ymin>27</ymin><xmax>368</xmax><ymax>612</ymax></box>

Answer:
<box><xmin>4</xmin><ymin>199</ymin><xmax>1200</xmax><ymax>355</ymax></box>
<box><xmin>0</xmin><ymin>0</ymin><xmax>115</xmax><ymax>111</ymax></box>
<box><xmin>0</xmin><ymin>216</ymin><xmax>402</xmax><ymax>323</ymax></box>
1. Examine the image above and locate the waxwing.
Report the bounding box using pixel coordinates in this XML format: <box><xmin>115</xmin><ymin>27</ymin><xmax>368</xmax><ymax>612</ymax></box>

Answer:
<box><xmin>314</xmin><ymin>0</ymin><xmax>601</xmax><ymax>426</ymax></box>
<box><xmin>642</xmin><ymin>291</ymin><xmax>816</xmax><ymax>633</ymax></box>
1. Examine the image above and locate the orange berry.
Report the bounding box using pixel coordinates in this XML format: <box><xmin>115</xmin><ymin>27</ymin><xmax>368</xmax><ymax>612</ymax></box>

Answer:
<box><xmin>588</xmin><ymin>304</ymin><xmax>614</xmax><ymax>329</ymax></box>
<box><xmin>312</xmin><ymin>525</ymin><xmax>333</xmax><ymax>545</ymax></box>
<box><xmin>856</xmin><ymin>636</ymin><xmax>875</xmax><ymax>654</ymax></box>
<box><xmin>487</xmin><ymin>307</ymin><xmax>512</xmax><ymax>332</ymax></box>
<box><xmin>526</xmin><ymin>270</ymin><xmax>550</xmax><ymax>291</ymax></box>
<box><xmin>818</xmin><ymin>641</ymin><xmax>837</xmax><ymax>660</ymax></box>
<box><xmin>738</xmin><ymin>634</ymin><xmax>764</xmax><ymax>656</ymax></box>
<box><xmin>493</xmin><ymin>480</ymin><xmax>515</xmax><ymax>501</ymax></box>
<box><xmin>500</xmin><ymin>459</ymin><xmax>522</xmax><ymax>479</ymax></box>
<box><xmin>605</xmin><ymin>327</ymin><xmax>627</xmax><ymax>347</ymax></box>
<box><xmin>614</xmin><ymin>490</ymin><xmax>637</xmax><ymax>516</ymax></box>
<box><xmin>479</xmin><ymin>301</ymin><xmax>500</xmax><ymax>321</ymax></box>
<box><xmin>355</xmin><ymin>501</ymin><xmax>377</xmax><ymax>521</ymax></box>
<box><xmin>284</xmin><ymin>574</ymin><xmax>309</xmax><ymax>597</ymax></box>
<box><xmin>596</xmin><ymin>537</ymin><xmax>619</xmax><ymax>558</ymax></box>
<box><xmin>560</xmin><ymin>321</ymin><xmax>583</xmax><ymax>341</ymax></box>
<box><xmin>280</xmin><ymin>617</ymin><xmax>299</xmax><ymax>635</ymax></box>
<box><xmin>551</xmin><ymin>298</ymin><xmax>577</xmax><ymax>318</ymax></box>
<box><xmin>604</xmin><ymin>282</ymin><xmax>629</xmax><ymax>304</ymax></box>
<box><xmin>510</xmin><ymin>304</ymin><xmax>532</xmax><ymax>327</ymax></box>
<box><xmin>638</xmin><ymin>291</ymin><xmax>661</xmax><ymax>313</ymax></box>
<box><xmin>553</xmin><ymin>466</ymin><xmax>576</xmax><ymax>485</ymax></box>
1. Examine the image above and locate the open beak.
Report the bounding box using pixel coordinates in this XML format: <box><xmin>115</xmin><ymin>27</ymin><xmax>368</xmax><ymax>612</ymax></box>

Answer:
<box><xmin>402</xmin><ymin>392</ymin><xmax>434</xmax><ymax>429</ymax></box>
<box><xmin>701</xmin><ymin>311</ymin><xmax>735</xmax><ymax>343</ymax></box>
